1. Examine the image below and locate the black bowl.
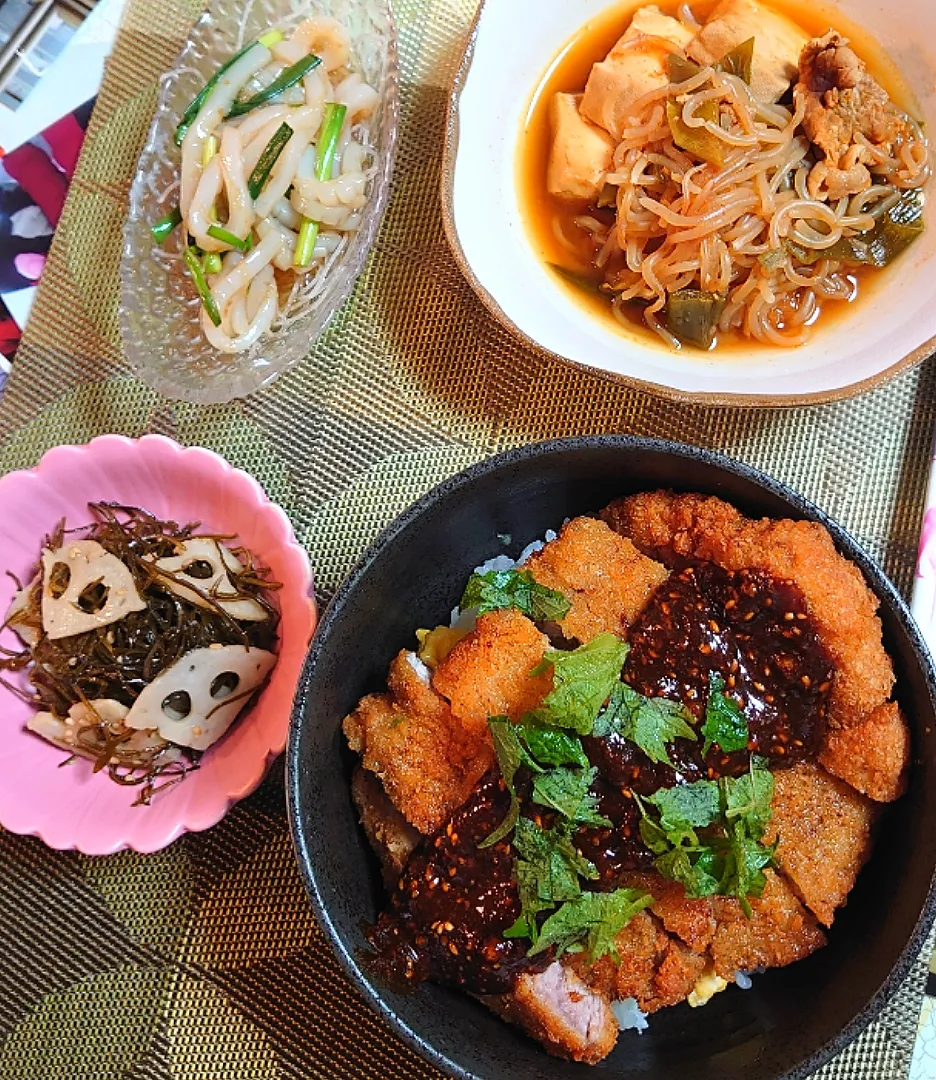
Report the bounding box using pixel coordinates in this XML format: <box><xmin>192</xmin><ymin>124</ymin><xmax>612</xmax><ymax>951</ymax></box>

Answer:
<box><xmin>287</xmin><ymin>436</ymin><xmax>936</xmax><ymax>1080</ymax></box>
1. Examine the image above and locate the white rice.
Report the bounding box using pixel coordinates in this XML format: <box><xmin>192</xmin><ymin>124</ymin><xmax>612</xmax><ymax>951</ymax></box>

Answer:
<box><xmin>611</xmin><ymin>997</ymin><xmax>648</xmax><ymax>1032</ymax></box>
<box><xmin>450</xmin><ymin>529</ymin><xmax>562</xmax><ymax>628</ymax></box>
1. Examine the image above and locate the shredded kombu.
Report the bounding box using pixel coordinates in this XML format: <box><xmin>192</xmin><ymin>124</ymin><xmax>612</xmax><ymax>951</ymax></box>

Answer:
<box><xmin>0</xmin><ymin>503</ymin><xmax>281</xmax><ymax>804</ymax></box>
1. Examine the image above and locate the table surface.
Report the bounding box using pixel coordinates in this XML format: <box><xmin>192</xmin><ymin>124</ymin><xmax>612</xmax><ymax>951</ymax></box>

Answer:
<box><xmin>0</xmin><ymin>1</ymin><xmax>935</xmax><ymax>1077</ymax></box>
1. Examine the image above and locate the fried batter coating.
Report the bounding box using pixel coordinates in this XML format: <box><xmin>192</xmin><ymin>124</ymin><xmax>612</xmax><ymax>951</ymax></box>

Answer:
<box><xmin>343</xmin><ymin>651</ymin><xmax>493</xmax><ymax>834</ymax></box>
<box><xmin>351</xmin><ymin>767</ymin><xmax>420</xmax><ymax>888</ymax></box>
<box><xmin>568</xmin><ymin>909</ymin><xmax>707</xmax><ymax>1013</ymax></box>
<box><xmin>523</xmin><ymin>517</ymin><xmax>669</xmax><ymax>643</ymax></box>
<box><xmin>764</xmin><ymin>762</ymin><xmax>875</xmax><ymax>926</ymax></box>
<box><xmin>819</xmin><ymin>701</ymin><xmax>909</xmax><ymax>803</ymax></box>
<box><xmin>710</xmin><ymin>870</ymin><xmax>826</xmax><ymax>978</ymax></box>
<box><xmin>485</xmin><ymin>962</ymin><xmax>619</xmax><ymax>1064</ymax></box>
<box><xmin>617</xmin><ymin>871</ymin><xmax>716</xmax><ymax>953</ymax></box>
<box><xmin>432</xmin><ymin>609</ymin><xmax>552</xmax><ymax>728</ymax></box>
<box><xmin>601</xmin><ymin>491</ymin><xmax>896</xmax><ymax>731</ymax></box>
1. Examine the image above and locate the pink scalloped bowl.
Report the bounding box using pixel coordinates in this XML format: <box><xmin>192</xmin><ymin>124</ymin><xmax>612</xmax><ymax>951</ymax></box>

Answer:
<box><xmin>0</xmin><ymin>435</ymin><xmax>316</xmax><ymax>855</ymax></box>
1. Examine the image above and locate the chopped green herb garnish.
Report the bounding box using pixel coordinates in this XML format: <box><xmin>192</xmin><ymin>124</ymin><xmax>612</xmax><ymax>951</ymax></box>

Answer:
<box><xmin>636</xmin><ymin>764</ymin><xmax>776</xmax><ymax>914</ymax></box>
<box><xmin>529</xmin><ymin>633</ymin><xmax>630</xmax><ymax>735</ymax></box>
<box><xmin>531</xmin><ymin>766</ymin><xmax>611</xmax><ymax>828</ymax></box>
<box><xmin>461</xmin><ymin>569</ymin><xmax>571</xmax><ymax>622</ymax></box>
<box><xmin>593</xmin><ymin>681</ymin><xmax>697</xmax><ymax>767</ymax></box>
<box><xmin>479</xmin><ymin>716</ymin><xmax>524</xmax><ymax>847</ymax></box>
<box><xmin>506</xmin><ymin>817</ymin><xmax>600</xmax><ymax>946</ymax></box>
<box><xmin>701</xmin><ymin>673</ymin><xmax>749</xmax><ymax>756</ymax></box>
<box><xmin>527</xmin><ymin>888</ymin><xmax>654</xmax><ymax>960</ymax></box>
<box><xmin>514</xmin><ymin>721</ymin><xmax>589</xmax><ymax>767</ymax></box>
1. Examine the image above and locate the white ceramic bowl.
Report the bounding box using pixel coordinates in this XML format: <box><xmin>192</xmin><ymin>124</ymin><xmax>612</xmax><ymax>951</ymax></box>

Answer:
<box><xmin>442</xmin><ymin>0</ymin><xmax>936</xmax><ymax>405</ymax></box>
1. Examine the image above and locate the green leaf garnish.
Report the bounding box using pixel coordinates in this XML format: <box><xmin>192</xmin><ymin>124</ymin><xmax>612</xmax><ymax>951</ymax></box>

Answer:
<box><xmin>515</xmin><ymin>721</ymin><xmax>589</xmax><ymax>767</ymax></box>
<box><xmin>508</xmin><ymin>817</ymin><xmax>600</xmax><ymax>944</ymax></box>
<box><xmin>531</xmin><ymin>766</ymin><xmax>612</xmax><ymax>828</ymax></box>
<box><xmin>460</xmin><ymin>569</ymin><xmax>571</xmax><ymax>622</ymax></box>
<box><xmin>701</xmin><ymin>673</ymin><xmax>749</xmax><ymax>756</ymax></box>
<box><xmin>636</xmin><ymin>765</ymin><xmax>776</xmax><ymax>912</ymax></box>
<box><xmin>527</xmin><ymin>888</ymin><xmax>654</xmax><ymax>960</ymax></box>
<box><xmin>594</xmin><ymin>681</ymin><xmax>697</xmax><ymax>767</ymax></box>
<box><xmin>646</xmin><ymin>780</ymin><xmax>722</xmax><ymax>833</ymax></box>
<box><xmin>529</xmin><ymin>633</ymin><xmax>630</xmax><ymax>735</ymax></box>
<box><xmin>479</xmin><ymin>716</ymin><xmax>524</xmax><ymax>847</ymax></box>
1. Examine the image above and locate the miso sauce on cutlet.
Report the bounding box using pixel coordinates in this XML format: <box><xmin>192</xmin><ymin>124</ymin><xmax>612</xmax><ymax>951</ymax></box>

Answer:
<box><xmin>367</xmin><ymin>559</ymin><xmax>834</xmax><ymax>994</ymax></box>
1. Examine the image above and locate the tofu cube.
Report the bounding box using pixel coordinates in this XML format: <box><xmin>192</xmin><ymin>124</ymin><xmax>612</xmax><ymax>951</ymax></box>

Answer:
<box><xmin>687</xmin><ymin>0</ymin><xmax>808</xmax><ymax>103</ymax></box>
<box><xmin>547</xmin><ymin>92</ymin><xmax>616</xmax><ymax>201</ymax></box>
<box><xmin>581</xmin><ymin>36</ymin><xmax>675</xmax><ymax>140</ymax></box>
<box><xmin>622</xmin><ymin>5</ymin><xmax>696</xmax><ymax>50</ymax></box>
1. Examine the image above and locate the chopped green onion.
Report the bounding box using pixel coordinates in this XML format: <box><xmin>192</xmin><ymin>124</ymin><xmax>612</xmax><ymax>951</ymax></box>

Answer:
<box><xmin>206</xmin><ymin>224</ymin><xmax>251</xmax><ymax>251</ymax></box>
<box><xmin>175</xmin><ymin>40</ymin><xmax>264</xmax><ymax>146</ymax></box>
<box><xmin>202</xmin><ymin>252</ymin><xmax>223</xmax><ymax>274</ymax></box>
<box><xmin>294</xmin><ymin>102</ymin><xmax>347</xmax><ymax>268</ymax></box>
<box><xmin>226</xmin><ymin>53</ymin><xmax>322</xmax><ymax>119</ymax></box>
<box><xmin>294</xmin><ymin>220</ymin><xmax>320</xmax><ymax>267</ymax></box>
<box><xmin>202</xmin><ymin>134</ymin><xmax>219</xmax><ymax>166</ymax></box>
<box><xmin>258</xmin><ymin>29</ymin><xmax>284</xmax><ymax>48</ymax></box>
<box><xmin>151</xmin><ymin>206</ymin><xmax>182</xmax><ymax>244</ymax></box>
<box><xmin>247</xmin><ymin>121</ymin><xmax>294</xmax><ymax>199</ymax></box>
<box><xmin>315</xmin><ymin>102</ymin><xmax>348</xmax><ymax>180</ymax></box>
<box><xmin>183</xmin><ymin>246</ymin><xmax>223</xmax><ymax>326</ymax></box>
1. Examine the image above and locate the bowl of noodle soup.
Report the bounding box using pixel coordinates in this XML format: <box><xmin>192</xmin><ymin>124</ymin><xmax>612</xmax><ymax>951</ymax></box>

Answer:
<box><xmin>442</xmin><ymin>0</ymin><xmax>936</xmax><ymax>404</ymax></box>
<box><xmin>120</xmin><ymin>0</ymin><xmax>397</xmax><ymax>404</ymax></box>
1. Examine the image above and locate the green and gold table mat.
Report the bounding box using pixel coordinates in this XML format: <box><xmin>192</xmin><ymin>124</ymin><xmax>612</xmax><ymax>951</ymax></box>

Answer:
<box><xmin>1</xmin><ymin>0</ymin><xmax>935</xmax><ymax>1076</ymax></box>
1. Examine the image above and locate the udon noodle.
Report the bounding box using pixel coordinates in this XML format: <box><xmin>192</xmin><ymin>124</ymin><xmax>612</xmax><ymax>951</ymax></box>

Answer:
<box><xmin>154</xmin><ymin>15</ymin><xmax>380</xmax><ymax>353</ymax></box>
<box><xmin>537</xmin><ymin>3</ymin><xmax>931</xmax><ymax>350</ymax></box>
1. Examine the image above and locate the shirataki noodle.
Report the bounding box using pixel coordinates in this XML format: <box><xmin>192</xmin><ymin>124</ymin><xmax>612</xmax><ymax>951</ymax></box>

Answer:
<box><xmin>577</xmin><ymin>63</ymin><xmax>929</xmax><ymax>348</ymax></box>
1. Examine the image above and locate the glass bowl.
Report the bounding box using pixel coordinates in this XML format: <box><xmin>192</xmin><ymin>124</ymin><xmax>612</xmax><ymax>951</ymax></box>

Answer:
<box><xmin>120</xmin><ymin>0</ymin><xmax>398</xmax><ymax>404</ymax></box>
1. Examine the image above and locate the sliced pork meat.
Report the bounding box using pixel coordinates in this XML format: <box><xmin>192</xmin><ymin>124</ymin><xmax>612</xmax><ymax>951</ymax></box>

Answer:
<box><xmin>795</xmin><ymin>31</ymin><xmax>917</xmax><ymax>196</ymax></box>
<box><xmin>484</xmin><ymin>962</ymin><xmax>619</xmax><ymax>1064</ymax></box>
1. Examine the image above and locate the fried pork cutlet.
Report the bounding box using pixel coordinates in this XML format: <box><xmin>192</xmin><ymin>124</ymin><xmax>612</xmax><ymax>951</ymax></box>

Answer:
<box><xmin>764</xmin><ymin>762</ymin><xmax>876</xmax><ymax>927</ymax></box>
<box><xmin>617</xmin><ymin>871</ymin><xmax>717</xmax><ymax>953</ymax></box>
<box><xmin>484</xmin><ymin>963</ymin><xmax>619</xmax><ymax>1065</ymax></box>
<box><xmin>432</xmin><ymin>608</ymin><xmax>552</xmax><ymax>728</ymax></box>
<box><xmin>343</xmin><ymin>651</ymin><xmax>494</xmax><ymax>835</ymax></box>
<box><xmin>567</xmin><ymin>909</ymin><xmax>708</xmax><ymax>1015</ymax></box>
<box><xmin>710</xmin><ymin>871</ymin><xmax>826</xmax><ymax>978</ymax></box>
<box><xmin>601</xmin><ymin>491</ymin><xmax>896</xmax><ymax>732</ymax></box>
<box><xmin>819</xmin><ymin>701</ymin><xmax>910</xmax><ymax>803</ymax></box>
<box><xmin>523</xmin><ymin>517</ymin><xmax>669</xmax><ymax>643</ymax></box>
<box><xmin>350</xmin><ymin>768</ymin><xmax>420</xmax><ymax>888</ymax></box>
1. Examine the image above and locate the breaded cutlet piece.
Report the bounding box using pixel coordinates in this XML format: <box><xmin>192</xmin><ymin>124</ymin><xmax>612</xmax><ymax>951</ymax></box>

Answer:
<box><xmin>568</xmin><ymin>908</ymin><xmax>707</xmax><ymax>1014</ymax></box>
<box><xmin>601</xmin><ymin>491</ymin><xmax>896</xmax><ymax>731</ymax></box>
<box><xmin>819</xmin><ymin>701</ymin><xmax>910</xmax><ymax>803</ymax></box>
<box><xmin>432</xmin><ymin>609</ymin><xmax>552</xmax><ymax>729</ymax></box>
<box><xmin>522</xmin><ymin>516</ymin><xmax>669</xmax><ymax>643</ymax></box>
<box><xmin>484</xmin><ymin>962</ymin><xmax>619</xmax><ymax>1064</ymax></box>
<box><xmin>617</xmin><ymin>871</ymin><xmax>717</xmax><ymax>953</ymax></box>
<box><xmin>343</xmin><ymin>651</ymin><xmax>493</xmax><ymax>835</ymax></box>
<box><xmin>710</xmin><ymin>870</ymin><xmax>826</xmax><ymax>978</ymax></box>
<box><xmin>351</xmin><ymin>767</ymin><xmax>421</xmax><ymax>888</ymax></box>
<box><xmin>764</xmin><ymin>762</ymin><xmax>875</xmax><ymax>927</ymax></box>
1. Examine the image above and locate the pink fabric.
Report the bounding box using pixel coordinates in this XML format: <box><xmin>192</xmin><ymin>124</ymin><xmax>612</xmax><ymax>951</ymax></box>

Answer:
<box><xmin>3</xmin><ymin>143</ymin><xmax>68</xmax><ymax>227</ymax></box>
<box><xmin>42</xmin><ymin>114</ymin><xmax>84</xmax><ymax>178</ymax></box>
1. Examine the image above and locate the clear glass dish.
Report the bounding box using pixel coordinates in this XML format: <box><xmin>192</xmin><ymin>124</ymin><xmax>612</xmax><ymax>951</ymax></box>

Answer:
<box><xmin>120</xmin><ymin>0</ymin><xmax>398</xmax><ymax>404</ymax></box>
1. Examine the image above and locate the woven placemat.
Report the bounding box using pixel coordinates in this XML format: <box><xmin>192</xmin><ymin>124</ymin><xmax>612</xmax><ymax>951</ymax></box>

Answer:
<box><xmin>0</xmin><ymin>1</ymin><xmax>935</xmax><ymax>1076</ymax></box>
